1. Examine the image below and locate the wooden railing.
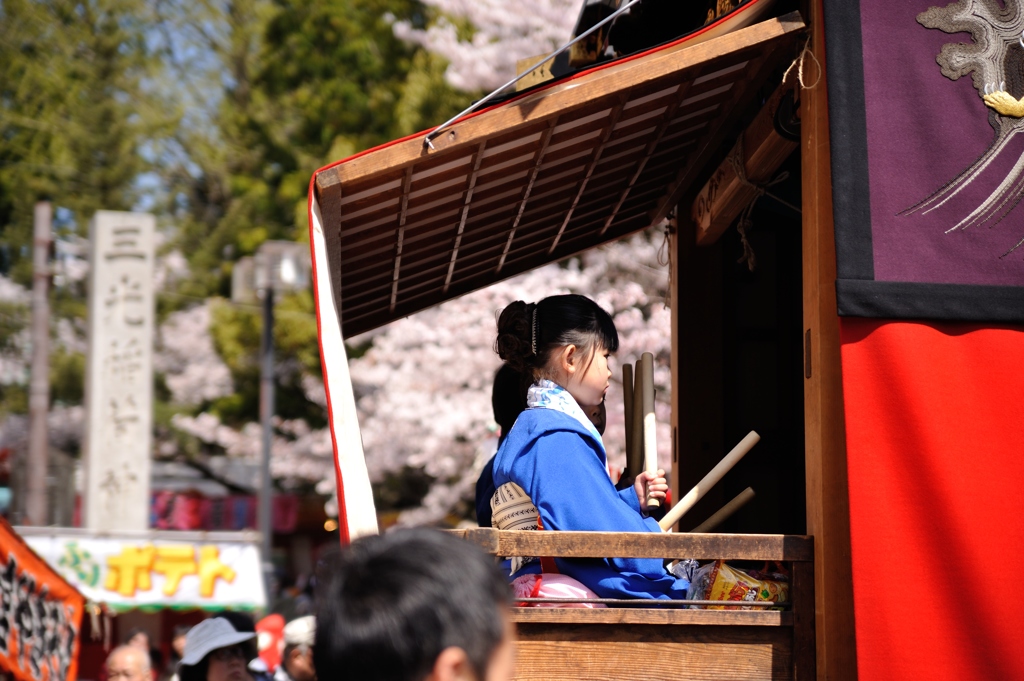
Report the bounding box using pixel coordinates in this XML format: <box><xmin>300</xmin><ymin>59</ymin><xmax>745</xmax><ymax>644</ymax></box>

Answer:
<box><xmin>450</xmin><ymin>528</ymin><xmax>815</xmax><ymax>681</ymax></box>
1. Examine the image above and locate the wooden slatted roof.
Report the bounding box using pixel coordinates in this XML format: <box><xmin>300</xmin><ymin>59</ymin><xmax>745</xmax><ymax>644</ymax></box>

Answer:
<box><xmin>312</xmin><ymin>12</ymin><xmax>805</xmax><ymax>338</ymax></box>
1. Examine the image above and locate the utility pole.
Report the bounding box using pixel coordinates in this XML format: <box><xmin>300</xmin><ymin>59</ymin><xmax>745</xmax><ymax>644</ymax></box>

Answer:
<box><xmin>259</xmin><ymin>276</ymin><xmax>275</xmax><ymax>594</ymax></box>
<box><xmin>26</xmin><ymin>202</ymin><xmax>52</xmax><ymax>526</ymax></box>
<box><xmin>234</xmin><ymin>241</ymin><xmax>308</xmax><ymax>598</ymax></box>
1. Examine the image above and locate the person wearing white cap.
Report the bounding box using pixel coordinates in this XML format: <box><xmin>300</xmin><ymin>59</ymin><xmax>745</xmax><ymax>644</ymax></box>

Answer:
<box><xmin>177</xmin><ymin>618</ymin><xmax>258</xmax><ymax>681</ymax></box>
<box><xmin>274</xmin><ymin>616</ymin><xmax>316</xmax><ymax>681</ymax></box>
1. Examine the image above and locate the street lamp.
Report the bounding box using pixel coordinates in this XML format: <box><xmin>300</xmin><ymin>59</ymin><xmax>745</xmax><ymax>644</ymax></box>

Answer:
<box><xmin>232</xmin><ymin>240</ymin><xmax>310</xmax><ymax>596</ymax></box>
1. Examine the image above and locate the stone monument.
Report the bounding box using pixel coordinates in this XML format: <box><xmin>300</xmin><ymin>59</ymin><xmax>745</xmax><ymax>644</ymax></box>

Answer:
<box><xmin>83</xmin><ymin>211</ymin><xmax>155</xmax><ymax>531</ymax></box>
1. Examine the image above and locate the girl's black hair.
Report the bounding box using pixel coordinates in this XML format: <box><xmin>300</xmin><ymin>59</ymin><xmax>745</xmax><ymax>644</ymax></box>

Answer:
<box><xmin>495</xmin><ymin>294</ymin><xmax>618</xmax><ymax>377</ymax></box>
<box><xmin>491</xmin><ymin>364</ymin><xmax>527</xmax><ymax>444</ymax></box>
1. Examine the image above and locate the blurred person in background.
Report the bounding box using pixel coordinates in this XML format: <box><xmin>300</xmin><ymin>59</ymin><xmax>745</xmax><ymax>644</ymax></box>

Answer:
<box><xmin>124</xmin><ymin>629</ymin><xmax>152</xmax><ymax>652</ymax></box>
<box><xmin>215</xmin><ymin>612</ymin><xmax>273</xmax><ymax>681</ymax></box>
<box><xmin>165</xmin><ymin>624</ymin><xmax>192</xmax><ymax>681</ymax></box>
<box><xmin>255</xmin><ymin>615</ymin><xmax>285</xmax><ymax>673</ymax></box>
<box><xmin>171</xmin><ymin>625</ymin><xmax>191</xmax><ymax>663</ymax></box>
<box><xmin>123</xmin><ymin>628</ymin><xmax>160</xmax><ymax>681</ymax></box>
<box><xmin>274</xmin><ymin>616</ymin><xmax>316</xmax><ymax>681</ymax></box>
<box><xmin>106</xmin><ymin>645</ymin><xmax>151</xmax><ymax>681</ymax></box>
<box><xmin>177</xmin><ymin>618</ymin><xmax>257</xmax><ymax>681</ymax></box>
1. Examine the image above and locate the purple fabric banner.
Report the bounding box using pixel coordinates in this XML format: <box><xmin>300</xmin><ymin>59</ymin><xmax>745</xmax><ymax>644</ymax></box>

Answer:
<box><xmin>864</xmin><ymin>1</ymin><xmax>1024</xmax><ymax>284</ymax></box>
<box><xmin>826</xmin><ymin>0</ymin><xmax>1024</xmax><ymax>321</ymax></box>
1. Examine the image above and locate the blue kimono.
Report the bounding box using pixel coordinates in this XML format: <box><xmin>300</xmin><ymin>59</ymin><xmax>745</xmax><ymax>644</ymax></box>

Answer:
<box><xmin>491</xmin><ymin>407</ymin><xmax>690</xmax><ymax>600</ymax></box>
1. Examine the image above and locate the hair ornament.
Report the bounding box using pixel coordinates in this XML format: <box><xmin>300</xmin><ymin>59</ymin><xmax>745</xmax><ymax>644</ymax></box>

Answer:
<box><xmin>530</xmin><ymin>305</ymin><xmax>538</xmax><ymax>356</ymax></box>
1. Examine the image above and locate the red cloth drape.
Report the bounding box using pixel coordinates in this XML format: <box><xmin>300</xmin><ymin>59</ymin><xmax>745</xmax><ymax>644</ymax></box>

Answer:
<box><xmin>840</xmin><ymin>318</ymin><xmax>1024</xmax><ymax>680</ymax></box>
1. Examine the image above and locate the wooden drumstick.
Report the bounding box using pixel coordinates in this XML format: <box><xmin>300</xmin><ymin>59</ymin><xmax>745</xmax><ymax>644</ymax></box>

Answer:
<box><xmin>622</xmin><ymin>364</ymin><xmax>636</xmax><ymax>476</ymax></box>
<box><xmin>688</xmin><ymin>487</ymin><xmax>756</xmax><ymax>533</ymax></box>
<box><xmin>640</xmin><ymin>352</ymin><xmax>659</xmax><ymax>510</ymax></box>
<box><xmin>630</xmin><ymin>359</ymin><xmax>644</xmax><ymax>478</ymax></box>
<box><xmin>658</xmin><ymin>431</ymin><xmax>760</xmax><ymax>531</ymax></box>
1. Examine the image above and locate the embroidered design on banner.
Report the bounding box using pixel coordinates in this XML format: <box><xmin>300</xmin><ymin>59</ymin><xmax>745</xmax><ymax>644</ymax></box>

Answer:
<box><xmin>906</xmin><ymin>0</ymin><xmax>1024</xmax><ymax>255</ymax></box>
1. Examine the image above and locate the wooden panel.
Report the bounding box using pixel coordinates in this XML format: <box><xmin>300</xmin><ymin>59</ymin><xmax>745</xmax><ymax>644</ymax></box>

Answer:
<box><xmin>472</xmin><ymin>170</ymin><xmax>534</xmax><ymax>202</ymax></box>
<box><xmin>547</xmin><ymin>116</ymin><xmax>610</xmax><ymax>147</ymax></box>
<box><xmin>339</xmin><ymin>182</ymin><xmax>405</xmax><ymax>216</ymax></box>
<box><xmin>511</xmin><ymin>607</ymin><xmax>792</xmax><ymax>627</ymax></box>
<box><xmin>548</xmin><ymin>212</ymin><xmax>651</xmax><ymax>257</ymax></box>
<box><xmin>649</xmin><ymin>37</ymin><xmax>799</xmax><ymax>228</ymax></box>
<box><xmin>548</xmin><ymin>99</ymin><xmax>627</xmax><ymax>253</ymax></box>
<box><xmin>476</xmin><ymin>145</ymin><xmax>540</xmax><ymax>175</ymax></box>
<box><xmin>338</xmin><ymin>202</ymin><xmax>400</xmax><ymax>233</ymax></box>
<box><xmin>799</xmin><ymin>1</ymin><xmax>857</xmax><ymax>680</ymax></box>
<box><xmin>672</xmin><ymin>214</ymin><xmax>725</xmax><ymax>530</ymax></box>
<box><xmin>444</xmin><ymin>141</ymin><xmax>486</xmax><ymax>291</ymax></box>
<box><xmin>337</xmin><ymin>213</ymin><xmax>652</xmax><ymax>333</ymax></box>
<box><xmin>515</xmin><ymin>622</ymin><xmax>792</xmax><ymax>644</ymax></box>
<box><xmin>449</xmin><ymin>528</ymin><xmax>814</xmax><ymax>561</ymax></box>
<box><xmin>790</xmin><ymin>560</ymin><xmax>816</xmax><ymax>681</ymax></box>
<box><xmin>669</xmin><ymin>214</ymin><xmax>681</xmax><ymax>513</ymax></box>
<box><xmin>692</xmin><ymin>82</ymin><xmax>799</xmax><ymax>245</ymax></box>
<box><xmin>338</xmin><ymin>173</ymin><xmax>405</xmax><ymax>206</ymax></box>
<box><xmin>511</xmin><ymin>636</ymin><xmax>792</xmax><ymax>681</ymax></box>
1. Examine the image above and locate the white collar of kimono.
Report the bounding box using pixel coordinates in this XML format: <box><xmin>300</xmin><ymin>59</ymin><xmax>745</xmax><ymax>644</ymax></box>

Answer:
<box><xmin>526</xmin><ymin>379</ymin><xmax>605</xmax><ymax>452</ymax></box>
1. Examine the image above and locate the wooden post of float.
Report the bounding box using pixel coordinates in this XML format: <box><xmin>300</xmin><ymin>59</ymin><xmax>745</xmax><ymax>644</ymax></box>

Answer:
<box><xmin>639</xmin><ymin>352</ymin><xmax>659</xmax><ymax>510</ymax></box>
<box><xmin>799</xmin><ymin>0</ymin><xmax>856</xmax><ymax>678</ymax></box>
<box><xmin>630</xmin><ymin>359</ymin><xmax>645</xmax><ymax>478</ymax></box>
<box><xmin>623</xmin><ymin>363</ymin><xmax>636</xmax><ymax>477</ymax></box>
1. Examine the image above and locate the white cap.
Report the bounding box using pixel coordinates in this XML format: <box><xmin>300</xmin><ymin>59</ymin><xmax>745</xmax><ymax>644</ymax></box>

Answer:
<box><xmin>283</xmin><ymin>616</ymin><xmax>315</xmax><ymax>647</ymax></box>
<box><xmin>179</xmin><ymin>619</ymin><xmax>255</xmax><ymax>668</ymax></box>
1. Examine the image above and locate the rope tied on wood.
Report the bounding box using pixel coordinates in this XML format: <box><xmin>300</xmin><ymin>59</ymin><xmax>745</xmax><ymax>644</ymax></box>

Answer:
<box><xmin>725</xmin><ymin>136</ymin><xmax>799</xmax><ymax>271</ymax></box>
<box><xmin>782</xmin><ymin>37</ymin><xmax>822</xmax><ymax>90</ymax></box>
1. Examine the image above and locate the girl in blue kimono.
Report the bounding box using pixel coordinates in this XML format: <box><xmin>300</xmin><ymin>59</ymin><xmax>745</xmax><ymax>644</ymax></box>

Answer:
<box><xmin>490</xmin><ymin>294</ymin><xmax>690</xmax><ymax>600</ymax></box>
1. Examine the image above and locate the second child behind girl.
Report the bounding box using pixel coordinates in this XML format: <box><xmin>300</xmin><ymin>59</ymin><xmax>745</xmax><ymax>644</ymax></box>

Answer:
<box><xmin>491</xmin><ymin>294</ymin><xmax>690</xmax><ymax>600</ymax></box>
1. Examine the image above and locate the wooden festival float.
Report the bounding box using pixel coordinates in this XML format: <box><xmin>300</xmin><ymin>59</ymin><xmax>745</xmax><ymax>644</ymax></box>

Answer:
<box><xmin>307</xmin><ymin>0</ymin><xmax>1024</xmax><ymax>678</ymax></box>
<box><xmin>305</xmin><ymin>2</ymin><xmax>823</xmax><ymax>675</ymax></box>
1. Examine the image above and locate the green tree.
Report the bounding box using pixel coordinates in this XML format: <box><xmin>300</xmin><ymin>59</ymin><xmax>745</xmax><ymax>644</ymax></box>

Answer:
<box><xmin>172</xmin><ymin>0</ymin><xmax>470</xmax><ymax>299</ymax></box>
<box><xmin>0</xmin><ymin>0</ymin><xmax>177</xmax><ymax>283</ymax></box>
<box><xmin>206</xmin><ymin>291</ymin><xmax>324</xmax><ymax>428</ymax></box>
<box><xmin>0</xmin><ymin>0</ymin><xmax>176</xmax><ymax>422</ymax></box>
<box><xmin>166</xmin><ymin>0</ymin><xmax>472</xmax><ymax>436</ymax></box>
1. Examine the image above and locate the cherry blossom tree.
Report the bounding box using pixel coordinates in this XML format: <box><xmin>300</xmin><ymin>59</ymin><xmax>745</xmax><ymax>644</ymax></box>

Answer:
<box><xmin>346</xmin><ymin>226</ymin><xmax>673</xmax><ymax>526</ymax></box>
<box><xmin>392</xmin><ymin>0</ymin><xmax>580</xmax><ymax>91</ymax></box>
<box><xmin>154</xmin><ymin>303</ymin><xmax>233</xmax><ymax>406</ymax></box>
<box><xmin>166</xmin><ymin>226</ymin><xmax>672</xmax><ymax>527</ymax></box>
<box><xmin>0</xmin><ymin>275</ymin><xmax>31</xmax><ymax>389</ymax></box>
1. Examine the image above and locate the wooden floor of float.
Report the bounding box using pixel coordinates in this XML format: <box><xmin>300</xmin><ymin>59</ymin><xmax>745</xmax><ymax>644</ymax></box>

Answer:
<box><xmin>513</xmin><ymin>607</ymin><xmax>798</xmax><ymax>681</ymax></box>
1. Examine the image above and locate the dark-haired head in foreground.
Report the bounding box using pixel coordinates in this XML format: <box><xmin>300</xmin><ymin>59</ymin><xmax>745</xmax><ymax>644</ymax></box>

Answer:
<box><xmin>315</xmin><ymin>528</ymin><xmax>514</xmax><ymax>681</ymax></box>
